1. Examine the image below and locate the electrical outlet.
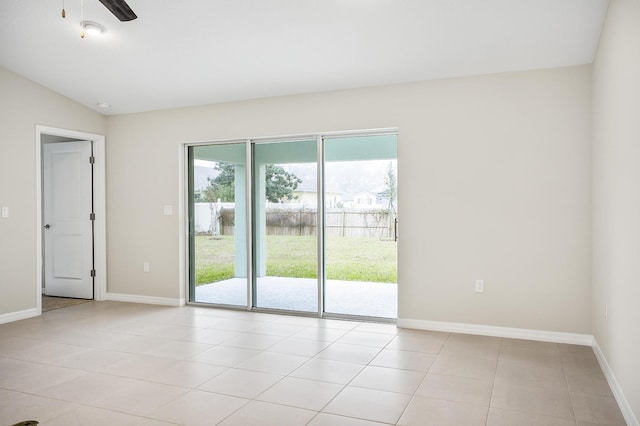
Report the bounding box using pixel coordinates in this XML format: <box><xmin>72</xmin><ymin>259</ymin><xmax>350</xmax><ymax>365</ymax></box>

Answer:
<box><xmin>475</xmin><ymin>279</ymin><xmax>484</xmax><ymax>293</ymax></box>
<box><xmin>143</xmin><ymin>262</ymin><xmax>150</xmax><ymax>273</ymax></box>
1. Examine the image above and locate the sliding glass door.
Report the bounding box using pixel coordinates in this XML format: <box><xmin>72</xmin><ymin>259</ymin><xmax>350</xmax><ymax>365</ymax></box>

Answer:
<box><xmin>253</xmin><ymin>140</ymin><xmax>318</xmax><ymax>313</ymax></box>
<box><xmin>324</xmin><ymin>135</ymin><xmax>398</xmax><ymax>318</ymax></box>
<box><xmin>189</xmin><ymin>143</ymin><xmax>248</xmax><ymax>307</ymax></box>
<box><xmin>188</xmin><ymin>132</ymin><xmax>397</xmax><ymax>319</ymax></box>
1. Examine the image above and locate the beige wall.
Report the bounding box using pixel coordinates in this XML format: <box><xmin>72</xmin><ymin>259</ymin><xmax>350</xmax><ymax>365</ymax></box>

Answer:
<box><xmin>0</xmin><ymin>67</ymin><xmax>106</xmax><ymax>316</ymax></box>
<box><xmin>0</xmin><ymin>63</ymin><xmax>593</xmax><ymax>335</ymax></box>
<box><xmin>106</xmin><ymin>65</ymin><xmax>592</xmax><ymax>333</ymax></box>
<box><xmin>592</xmin><ymin>0</ymin><xmax>640</xmax><ymax>421</ymax></box>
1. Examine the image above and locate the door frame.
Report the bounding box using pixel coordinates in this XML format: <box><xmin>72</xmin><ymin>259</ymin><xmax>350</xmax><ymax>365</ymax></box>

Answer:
<box><xmin>35</xmin><ymin>125</ymin><xmax>107</xmax><ymax>313</ymax></box>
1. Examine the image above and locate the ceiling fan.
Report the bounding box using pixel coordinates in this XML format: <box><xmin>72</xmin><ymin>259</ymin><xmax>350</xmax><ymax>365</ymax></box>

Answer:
<box><xmin>97</xmin><ymin>0</ymin><xmax>137</xmax><ymax>21</ymax></box>
<box><xmin>61</xmin><ymin>0</ymin><xmax>137</xmax><ymax>22</ymax></box>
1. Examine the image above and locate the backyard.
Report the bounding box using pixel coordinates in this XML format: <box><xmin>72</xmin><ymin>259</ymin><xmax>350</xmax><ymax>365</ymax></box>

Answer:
<box><xmin>194</xmin><ymin>235</ymin><xmax>397</xmax><ymax>285</ymax></box>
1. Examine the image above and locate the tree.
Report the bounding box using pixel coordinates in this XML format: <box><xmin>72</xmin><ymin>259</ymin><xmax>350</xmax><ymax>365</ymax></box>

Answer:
<box><xmin>381</xmin><ymin>162</ymin><xmax>398</xmax><ymax>241</ymax></box>
<box><xmin>202</xmin><ymin>163</ymin><xmax>236</xmax><ymax>202</ymax></box>
<box><xmin>264</xmin><ymin>164</ymin><xmax>302</xmax><ymax>203</ymax></box>
<box><xmin>202</xmin><ymin>163</ymin><xmax>301</xmax><ymax>203</ymax></box>
<box><xmin>382</xmin><ymin>162</ymin><xmax>397</xmax><ymax>212</ymax></box>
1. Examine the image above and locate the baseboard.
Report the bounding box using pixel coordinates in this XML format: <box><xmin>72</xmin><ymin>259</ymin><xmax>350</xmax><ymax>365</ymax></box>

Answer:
<box><xmin>0</xmin><ymin>307</ymin><xmax>39</xmax><ymax>324</ymax></box>
<box><xmin>593</xmin><ymin>339</ymin><xmax>639</xmax><ymax>426</ymax></box>
<box><xmin>396</xmin><ymin>318</ymin><xmax>593</xmax><ymax>346</ymax></box>
<box><xmin>105</xmin><ymin>292</ymin><xmax>185</xmax><ymax>307</ymax></box>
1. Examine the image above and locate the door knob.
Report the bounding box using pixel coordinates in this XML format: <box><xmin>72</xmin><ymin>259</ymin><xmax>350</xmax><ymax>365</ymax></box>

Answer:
<box><xmin>44</xmin><ymin>224</ymin><xmax>50</xmax><ymax>229</ymax></box>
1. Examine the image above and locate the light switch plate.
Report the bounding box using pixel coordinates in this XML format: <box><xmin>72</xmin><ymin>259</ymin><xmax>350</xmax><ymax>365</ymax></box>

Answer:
<box><xmin>1</xmin><ymin>207</ymin><xmax>8</xmax><ymax>218</ymax></box>
<box><xmin>163</xmin><ymin>205</ymin><xmax>173</xmax><ymax>216</ymax></box>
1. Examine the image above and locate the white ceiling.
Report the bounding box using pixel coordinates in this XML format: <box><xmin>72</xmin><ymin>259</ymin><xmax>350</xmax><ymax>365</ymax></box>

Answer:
<box><xmin>0</xmin><ymin>0</ymin><xmax>608</xmax><ymax>115</ymax></box>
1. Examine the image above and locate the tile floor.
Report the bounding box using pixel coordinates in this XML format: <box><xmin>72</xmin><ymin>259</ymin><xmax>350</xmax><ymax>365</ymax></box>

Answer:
<box><xmin>0</xmin><ymin>301</ymin><xmax>627</xmax><ymax>426</ymax></box>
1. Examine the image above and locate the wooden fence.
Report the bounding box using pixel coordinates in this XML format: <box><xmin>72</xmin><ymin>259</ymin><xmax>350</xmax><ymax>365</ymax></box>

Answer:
<box><xmin>206</xmin><ymin>205</ymin><xmax>396</xmax><ymax>239</ymax></box>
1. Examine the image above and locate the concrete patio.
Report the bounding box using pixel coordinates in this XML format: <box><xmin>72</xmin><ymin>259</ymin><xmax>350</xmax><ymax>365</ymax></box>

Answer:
<box><xmin>195</xmin><ymin>276</ymin><xmax>397</xmax><ymax>318</ymax></box>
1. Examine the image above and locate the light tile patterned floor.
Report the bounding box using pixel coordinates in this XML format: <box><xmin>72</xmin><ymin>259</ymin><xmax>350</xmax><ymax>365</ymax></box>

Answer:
<box><xmin>0</xmin><ymin>301</ymin><xmax>627</xmax><ymax>425</ymax></box>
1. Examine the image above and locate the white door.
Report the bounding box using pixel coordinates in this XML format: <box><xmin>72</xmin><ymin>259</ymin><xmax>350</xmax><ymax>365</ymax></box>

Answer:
<box><xmin>43</xmin><ymin>141</ymin><xmax>94</xmax><ymax>299</ymax></box>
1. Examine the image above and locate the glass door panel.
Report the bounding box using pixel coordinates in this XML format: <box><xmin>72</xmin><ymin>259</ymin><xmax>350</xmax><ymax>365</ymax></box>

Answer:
<box><xmin>253</xmin><ymin>140</ymin><xmax>318</xmax><ymax>312</ymax></box>
<box><xmin>189</xmin><ymin>143</ymin><xmax>248</xmax><ymax>307</ymax></box>
<box><xmin>323</xmin><ymin>135</ymin><xmax>398</xmax><ymax>318</ymax></box>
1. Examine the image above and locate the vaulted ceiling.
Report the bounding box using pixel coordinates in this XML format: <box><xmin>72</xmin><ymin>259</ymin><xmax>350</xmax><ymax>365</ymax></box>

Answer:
<box><xmin>0</xmin><ymin>0</ymin><xmax>608</xmax><ymax>115</ymax></box>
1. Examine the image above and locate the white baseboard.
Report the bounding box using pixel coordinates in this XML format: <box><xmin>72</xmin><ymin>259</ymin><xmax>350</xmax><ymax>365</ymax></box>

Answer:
<box><xmin>0</xmin><ymin>307</ymin><xmax>39</xmax><ymax>324</ymax></box>
<box><xmin>396</xmin><ymin>318</ymin><xmax>594</xmax><ymax>346</ymax></box>
<box><xmin>105</xmin><ymin>293</ymin><xmax>185</xmax><ymax>307</ymax></box>
<box><xmin>593</xmin><ymin>339</ymin><xmax>639</xmax><ymax>426</ymax></box>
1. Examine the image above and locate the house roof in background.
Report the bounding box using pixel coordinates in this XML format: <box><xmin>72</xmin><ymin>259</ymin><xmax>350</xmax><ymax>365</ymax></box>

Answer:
<box><xmin>0</xmin><ymin>0</ymin><xmax>608</xmax><ymax>115</ymax></box>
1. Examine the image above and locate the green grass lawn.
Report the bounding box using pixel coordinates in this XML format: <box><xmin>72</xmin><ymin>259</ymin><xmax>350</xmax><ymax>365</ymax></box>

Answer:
<box><xmin>194</xmin><ymin>235</ymin><xmax>396</xmax><ymax>285</ymax></box>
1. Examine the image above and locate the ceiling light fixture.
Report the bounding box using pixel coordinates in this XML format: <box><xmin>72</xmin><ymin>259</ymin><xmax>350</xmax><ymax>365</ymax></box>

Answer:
<box><xmin>97</xmin><ymin>101</ymin><xmax>111</xmax><ymax>111</ymax></box>
<box><xmin>81</xmin><ymin>21</ymin><xmax>105</xmax><ymax>37</ymax></box>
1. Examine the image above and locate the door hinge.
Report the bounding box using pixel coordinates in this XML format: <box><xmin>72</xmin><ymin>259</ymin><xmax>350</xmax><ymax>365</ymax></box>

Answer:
<box><xmin>89</xmin><ymin>156</ymin><xmax>95</xmax><ymax>164</ymax></box>
<box><xmin>90</xmin><ymin>212</ymin><xmax>96</xmax><ymax>221</ymax></box>
<box><xmin>90</xmin><ymin>269</ymin><xmax>96</xmax><ymax>277</ymax></box>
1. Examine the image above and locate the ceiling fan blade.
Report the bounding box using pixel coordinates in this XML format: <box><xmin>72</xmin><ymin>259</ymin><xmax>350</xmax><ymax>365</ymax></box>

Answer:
<box><xmin>98</xmin><ymin>0</ymin><xmax>137</xmax><ymax>21</ymax></box>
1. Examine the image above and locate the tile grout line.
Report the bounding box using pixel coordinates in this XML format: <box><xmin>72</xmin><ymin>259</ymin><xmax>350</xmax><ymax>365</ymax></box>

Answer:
<box><xmin>485</xmin><ymin>336</ymin><xmax>504</xmax><ymax>426</ymax></box>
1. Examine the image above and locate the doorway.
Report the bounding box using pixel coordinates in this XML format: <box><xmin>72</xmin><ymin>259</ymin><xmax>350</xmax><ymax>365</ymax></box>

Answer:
<box><xmin>187</xmin><ymin>130</ymin><xmax>397</xmax><ymax>320</ymax></box>
<box><xmin>36</xmin><ymin>126</ymin><xmax>107</xmax><ymax>313</ymax></box>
